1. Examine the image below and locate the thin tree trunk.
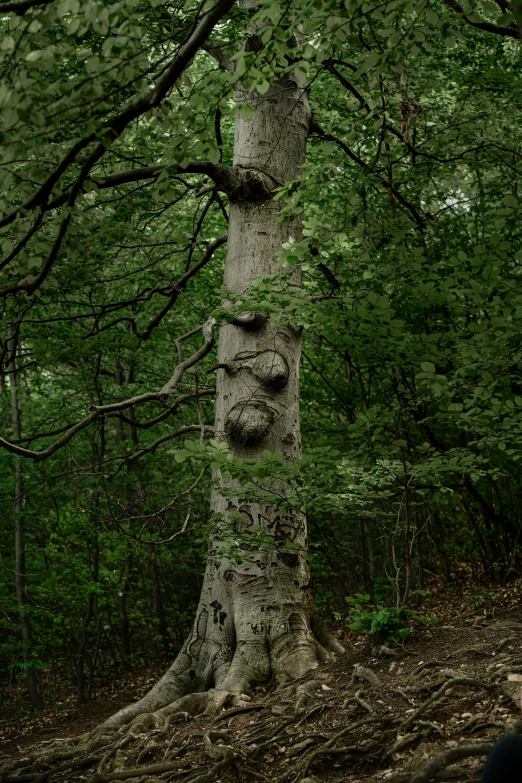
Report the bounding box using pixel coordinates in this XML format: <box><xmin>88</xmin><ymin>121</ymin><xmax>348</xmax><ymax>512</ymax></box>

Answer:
<box><xmin>118</xmin><ymin>554</ymin><xmax>132</xmax><ymax>661</ymax></box>
<box><xmin>77</xmin><ymin>574</ymin><xmax>96</xmax><ymax>703</ymax></box>
<box><xmin>359</xmin><ymin>518</ymin><xmax>369</xmax><ymax>587</ymax></box>
<box><xmin>115</xmin><ymin>366</ymin><xmax>136</xmax><ymax>663</ymax></box>
<box><xmin>414</xmin><ymin>517</ymin><xmax>425</xmax><ymax>608</ymax></box>
<box><xmin>367</xmin><ymin>520</ymin><xmax>376</xmax><ymax>583</ymax></box>
<box><xmin>76</xmin><ymin>362</ymin><xmax>104</xmax><ymax>702</ymax></box>
<box><xmin>8</xmin><ymin>324</ymin><xmax>44</xmax><ymax>710</ymax></box>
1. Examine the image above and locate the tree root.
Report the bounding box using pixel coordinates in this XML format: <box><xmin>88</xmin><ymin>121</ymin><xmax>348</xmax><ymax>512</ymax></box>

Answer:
<box><xmin>300</xmin><ymin>715</ymin><xmax>386</xmax><ymax>778</ymax></box>
<box><xmin>482</xmin><ymin>622</ymin><xmax>522</xmax><ymax>631</ymax></box>
<box><xmin>409</xmin><ymin>742</ymin><xmax>492</xmax><ymax>783</ymax></box>
<box><xmin>295</xmin><ymin>702</ymin><xmax>334</xmax><ymax>726</ymax></box>
<box><xmin>1</xmin><ymin>755</ymin><xmax>102</xmax><ymax>783</ymax></box>
<box><xmin>93</xmin><ymin>758</ymin><xmax>186</xmax><ymax>783</ymax></box>
<box><xmin>185</xmin><ymin>755</ymin><xmax>236</xmax><ymax>783</ymax></box>
<box><xmin>214</xmin><ymin>703</ymin><xmax>265</xmax><ymax>722</ymax></box>
<box><xmin>295</xmin><ymin>680</ymin><xmax>322</xmax><ymax>711</ymax></box>
<box><xmin>403</xmin><ymin>676</ymin><xmax>492</xmax><ymax>729</ymax></box>
<box><xmin>342</xmin><ymin>690</ymin><xmax>375</xmax><ymax>713</ymax></box>
<box><xmin>4</xmin><ymin>650</ymin><xmax>522</xmax><ymax>783</ymax></box>
<box><xmin>350</xmin><ymin>664</ymin><xmax>382</xmax><ymax>688</ymax></box>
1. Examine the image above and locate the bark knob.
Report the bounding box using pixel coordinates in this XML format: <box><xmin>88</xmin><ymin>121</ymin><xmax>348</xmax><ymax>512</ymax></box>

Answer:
<box><xmin>251</xmin><ymin>350</ymin><xmax>289</xmax><ymax>391</ymax></box>
<box><xmin>225</xmin><ymin>399</ymin><xmax>277</xmax><ymax>446</ymax></box>
<box><xmin>230</xmin><ymin>349</ymin><xmax>289</xmax><ymax>391</ymax></box>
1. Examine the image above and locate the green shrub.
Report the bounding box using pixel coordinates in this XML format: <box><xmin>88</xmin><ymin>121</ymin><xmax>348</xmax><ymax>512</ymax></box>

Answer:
<box><xmin>345</xmin><ymin>591</ymin><xmax>435</xmax><ymax>645</ymax></box>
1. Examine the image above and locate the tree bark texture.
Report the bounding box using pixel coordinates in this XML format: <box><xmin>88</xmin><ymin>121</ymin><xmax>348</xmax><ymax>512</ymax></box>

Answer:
<box><xmin>100</xmin><ymin>72</ymin><xmax>342</xmax><ymax>731</ymax></box>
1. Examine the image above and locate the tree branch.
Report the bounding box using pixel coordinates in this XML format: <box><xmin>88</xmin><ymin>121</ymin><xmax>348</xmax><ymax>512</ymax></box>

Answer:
<box><xmin>310</xmin><ymin>119</ymin><xmax>426</xmax><ymax>228</ymax></box>
<box><xmin>0</xmin><ymin>319</ymin><xmax>217</xmax><ymax>462</ymax></box>
<box><xmin>159</xmin><ymin>318</ymin><xmax>216</xmax><ymax>399</ymax></box>
<box><xmin>0</xmin><ymin>0</ymin><xmax>52</xmax><ymax>13</ymax></box>
<box><xmin>204</xmin><ymin>45</ymin><xmax>235</xmax><ymax>71</ymax></box>
<box><xmin>117</xmin><ymin>388</ymin><xmax>216</xmax><ymax>430</ymax></box>
<box><xmin>124</xmin><ymin>424</ymin><xmax>214</xmax><ymax>465</ymax></box>
<box><xmin>141</xmin><ymin>235</ymin><xmax>227</xmax><ymax>340</ymax></box>
<box><xmin>444</xmin><ymin>0</ymin><xmax>520</xmax><ymax>37</ymax></box>
<box><xmin>0</xmin><ymin>0</ymin><xmax>237</xmax><ymax>297</ymax></box>
<box><xmin>43</xmin><ymin>161</ymin><xmax>233</xmax><ymax>215</ymax></box>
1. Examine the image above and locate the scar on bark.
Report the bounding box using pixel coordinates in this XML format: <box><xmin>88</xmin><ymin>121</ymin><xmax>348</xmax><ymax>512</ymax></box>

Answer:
<box><xmin>188</xmin><ymin>607</ymin><xmax>208</xmax><ymax>659</ymax></box>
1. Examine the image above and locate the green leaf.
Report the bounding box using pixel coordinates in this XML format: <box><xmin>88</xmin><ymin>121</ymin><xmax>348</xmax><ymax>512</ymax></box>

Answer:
<box><xmin>256</xmin><ymin>79</ymin><xmax>270</xmax><ymax>95</ymax></box>
<box><xmin>237</xmin><ymin>104</ymin><xmax>255</xmax><ymax>121</ymax></box>
<box><xmin>207</xmin><ymin>146</ymin><xmax>221</xmax><ymax>164</ymax></box>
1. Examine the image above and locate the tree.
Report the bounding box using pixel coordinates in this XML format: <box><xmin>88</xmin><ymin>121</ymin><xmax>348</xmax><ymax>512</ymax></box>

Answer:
<box><xmin>1</xmin><ymin>0</ymin><xmax>522</xmax><ymax>748</ymax></box>
<box><xmin>98</xmin><ymin>63</ymin><xmax>346</xmax><ymax>730</ymax></box>
<box><xmin>0</xmin><ymin>0</ymin><xmax>346</xmax><ymax>725</ymax></box>
<box><xmin>7</xmin><ymin>324</ymin><xmax>44</xmax><ymax>709</ymax></box>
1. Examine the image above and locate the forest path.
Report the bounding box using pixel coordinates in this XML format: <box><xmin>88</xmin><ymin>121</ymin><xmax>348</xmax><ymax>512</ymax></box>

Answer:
<box><xmin>0</xmin><ymin>697</ymin><xmax>129</xmax><ymax>756</ymax></box>
<box><xmin>0</xmin><ymin>664</ymin><xmax>167</xmax><ymax>756</ymax></box>
<box><xmin>2</xmin><ymin>590</ymin><xmax>522</xmax><ymax>782</ymax></box>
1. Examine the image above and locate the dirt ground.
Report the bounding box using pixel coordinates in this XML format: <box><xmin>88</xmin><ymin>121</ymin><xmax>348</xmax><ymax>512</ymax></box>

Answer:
<box><xmin>1</xmin><ymin>578</ymin><xmax>522</xmax><ymax>782</ymax></box>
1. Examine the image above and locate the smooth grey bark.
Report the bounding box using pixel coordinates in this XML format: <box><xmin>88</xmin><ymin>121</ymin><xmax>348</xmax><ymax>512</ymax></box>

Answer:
<box><xmin>99</xmin><ymin>69</ymin><xmax>342</xmax><ymax>733</ymax></box>
<box><xmin>8</xmin><ymin>325</ymin><xmax>44</xmax><ymax>710</ymax></box>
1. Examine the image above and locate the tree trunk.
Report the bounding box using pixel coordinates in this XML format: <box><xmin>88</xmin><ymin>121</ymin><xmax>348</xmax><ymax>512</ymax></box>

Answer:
<box><xmin>118</xmin><ymin>554</ymin><xmax>132</xmax><ymax>662</ymax></box>
<box><xmin>77</xmin><ymin>534</ymin><xmax>98</xmax><ymax>704</ymax></box>
<box><xmin>148</xmin><ymin>544</ymin><xmax>171</xmax><ymax>656</ymax></box>
<box><xmin>99</xmin><ymin>68</ymin><xmax>342</xmax><ymax>732</ymax></box>
<box><xmin>8</xmin><ymin>325</ymin><xmax>44</xmax><ymax>710</ymax></box>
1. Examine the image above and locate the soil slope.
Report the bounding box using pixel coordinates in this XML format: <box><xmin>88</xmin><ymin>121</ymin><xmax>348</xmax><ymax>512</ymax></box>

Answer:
<box><xmin>2</xmin><ymin>595</ymin><xmax>522</xmax><ymax>783</ymax></box>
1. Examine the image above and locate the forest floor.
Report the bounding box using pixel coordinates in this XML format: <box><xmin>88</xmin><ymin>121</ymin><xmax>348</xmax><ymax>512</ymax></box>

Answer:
<box><xmin>1</xmin><ymin>577</ymin><xmax>522</xmax><ymax>783</ymax></box>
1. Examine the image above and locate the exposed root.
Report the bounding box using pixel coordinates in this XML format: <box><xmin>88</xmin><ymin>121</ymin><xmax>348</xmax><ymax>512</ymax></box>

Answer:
<box><xmin>185</xmin><ymin>755</ymin><xmax>236</xmax><ymax>783</ymax></box>
<box><xmin>5</xmin><ymin>627</ymin><xmax>522</xmax><ymax>783</ymax></box>
<box><xmin>93</xmin><ymin>759</ymin><xmax>189</xmax><ymax>782</ymax></box>
<box><xmin>351</xmin><ymin>664</ymin><xmax>382</xmax><ymax>688</ymax></box>
<box><xmin>482</xmin><ymin>621</ymin><xmax>522</xmax><ymax>631</ymax></box>
<box><xmin>300</xmin><ymin>715</ymin><xmax>387</xmax><ymax>778</ymax></box>
<box><xmin>214</xmin><ymin>703</ymin><xmax>266</xmax><ymax>722</ymax></box>
<box><xmin>402</xmin><ymin>676</ymin><xmax>492</xmax><ymax>729</ymax></box>
<box><xmin>295</xmin><ymin>680</ymin><xmax>322</xmax><ymax>712</ymax></box>
<box><xmin>409</xmin><ymin>742</ymin><xmax>492</xmax><ymax>783</ymax></box>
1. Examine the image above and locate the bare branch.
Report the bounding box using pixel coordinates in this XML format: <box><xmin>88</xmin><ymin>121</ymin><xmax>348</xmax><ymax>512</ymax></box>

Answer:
<box><xmin>124</xmin><ymin>424</ymin><xmax>214</xmax><ymax>465</ymax></box>
<box><xmin>310</xmin><ymin>119</ymin><xmax>426</xmax><ymax>228</ymax></box>
<box><xmin>204</xmin><ymin>45</ymin><xmax>235</xmax><ymax>71</ymax></box>
<box><xmin>159</xmin><ymin>318</ymin><xmax>216</xmax><ymax>399</ymax></box>
<box><xmin>410</xmin><ymin>743</ymin><xmax>492</xmax><ymax>783</ymax></box>
<box><xmin>0</xmin><ymin>319</ymin><xmax>217</xmax><ymax>462</ymax></box>
<box><xmin>43</xmin><ymin>162</ymin><xmax>233</xmax><ymax>215</ymax></box>
<box><xmin>117</xmin><ymin>388</ymin><xmax>215</xmax><ymax>431</ymax></box>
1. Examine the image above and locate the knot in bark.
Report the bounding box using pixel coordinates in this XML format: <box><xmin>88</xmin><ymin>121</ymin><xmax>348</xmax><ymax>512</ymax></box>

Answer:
<box><xmin>225</xmin><ymin>399</ymin><xmax>277</xmax><ymax>445</ymax></box>
<box><xmin>226</xmin><ymin>165</ymin><xmax>279</xmax><ymax>203</ymax></box>
<box><xmin>228</xmin><ymin>349</ymin><xmax>289</xmax><ymax>391</ymax></box>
